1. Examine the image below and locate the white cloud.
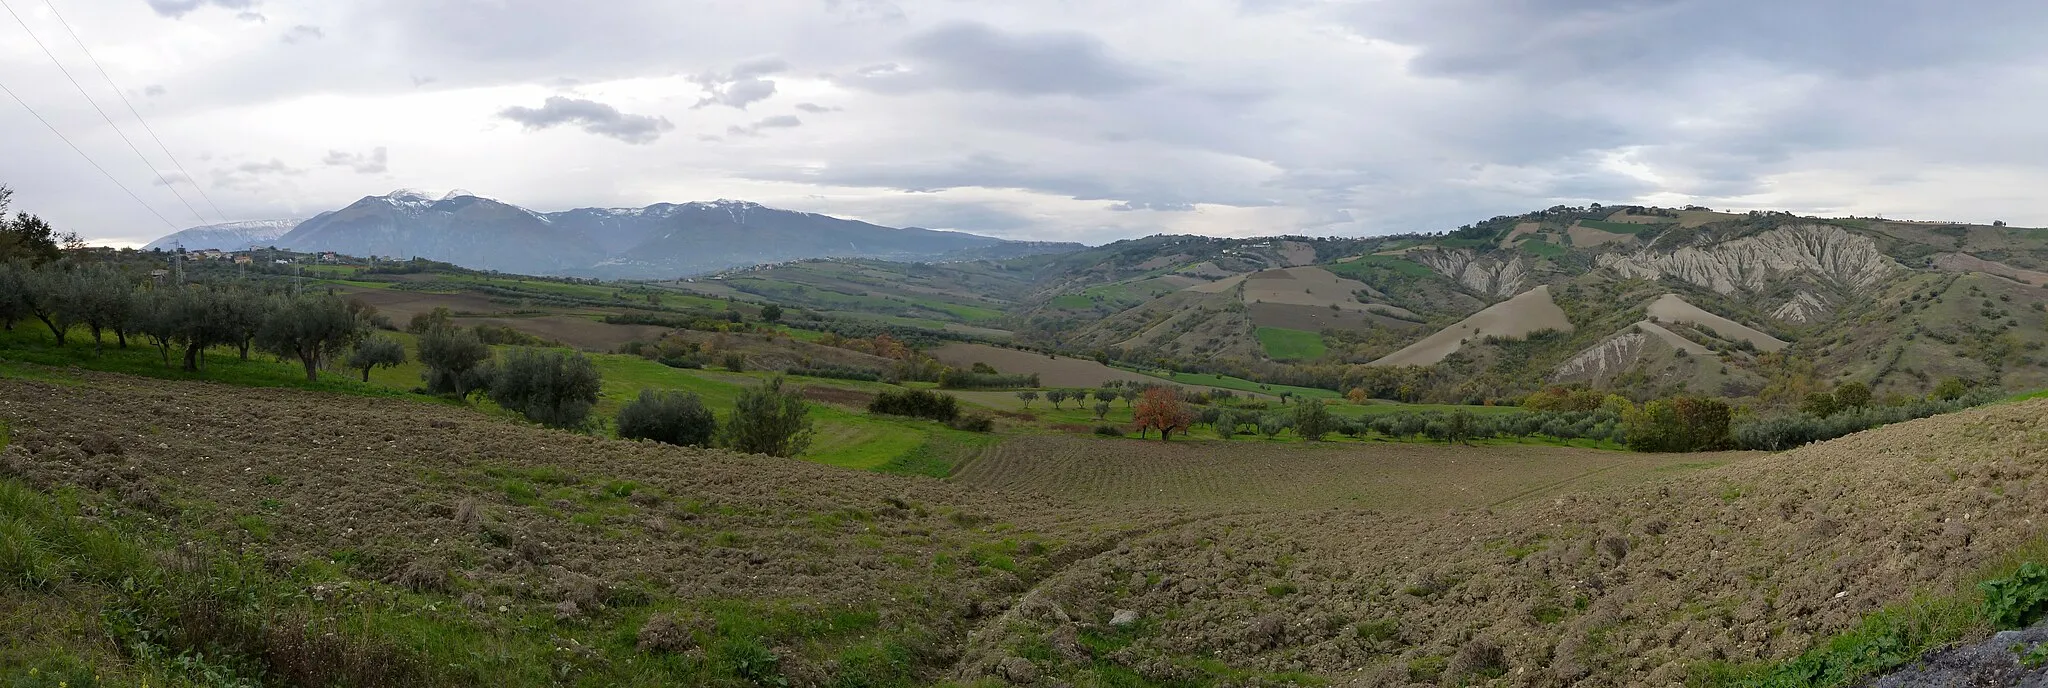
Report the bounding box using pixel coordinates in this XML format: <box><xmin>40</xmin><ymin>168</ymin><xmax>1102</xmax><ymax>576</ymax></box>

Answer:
<box><xmin>5</xmin><ymin>0</ymin><xmax>2048</xmax><ymax>246</ymax></box>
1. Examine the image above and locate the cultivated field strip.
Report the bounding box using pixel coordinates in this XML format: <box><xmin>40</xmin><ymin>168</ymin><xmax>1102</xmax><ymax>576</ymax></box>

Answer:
<box><xmin>957</xmin><ymin>435</ymin><xmax>1747</xmax><ymax>513</ymax></box>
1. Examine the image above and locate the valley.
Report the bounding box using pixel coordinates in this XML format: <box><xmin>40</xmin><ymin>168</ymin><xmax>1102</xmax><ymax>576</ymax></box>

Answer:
<box><xmin>11</xmin><ymin>201</ymin><xmax>2048</xmax><ymax>686</ymax></box>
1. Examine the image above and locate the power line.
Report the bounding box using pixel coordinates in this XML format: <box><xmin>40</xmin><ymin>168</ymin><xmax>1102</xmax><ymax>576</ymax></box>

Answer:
<box><xmin>0</xmin><ymin>76</ymin><xmax>181</xmax><ymax>231</ymax></box>
<box><xmin>40</xmin><ymin>0</ymin><xmax>231</xmax><ymax>223</ymax></box>
<box><xmin>0</xmin><ymin>0</ymin><xmax>211</xmax><ymax>226</ymax></box>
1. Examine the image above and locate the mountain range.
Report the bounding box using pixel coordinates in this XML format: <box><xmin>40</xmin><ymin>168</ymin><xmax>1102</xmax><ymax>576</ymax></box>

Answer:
<box><xmin>143</xmin><ymin>190</ymin><xmax>1081</xmax><ymax>278</ymax></box>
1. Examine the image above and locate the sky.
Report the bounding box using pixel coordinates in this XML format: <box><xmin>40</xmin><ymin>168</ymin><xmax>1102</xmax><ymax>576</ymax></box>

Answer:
<box><xmin>4</xmin><ymin>0</ymin><xmax>2048</xmax><ymax>248</ymax></box>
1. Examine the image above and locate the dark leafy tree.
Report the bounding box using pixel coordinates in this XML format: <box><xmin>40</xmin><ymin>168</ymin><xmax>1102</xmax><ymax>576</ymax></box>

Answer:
<box><xmin>257</xmin><ymin>294</ymin><xmax>366</xmax><ymax>381</ymax></box>
<box><xmin>21</xmin><ymin>266</ymin><xmax>74</xmax><ymax>345</ymax></box>
<box><xmin>720</xmin><ymin>376</ymin><xmax>815</xmax><ymax>457</ymax></box>
<box><xmin>488</xmin><ymin>347</ymin><xmax>603</xmax><ymax>429</ymax></box>
<box><xmin>418</xmin><ymin>325</ymin><xmax>491</xmax><ymax>397</ymax></box>
<box><xmin>1291</xmin><ymin>400</ymin><xmax>1337</xmax><ymax>441</ymax></box>
<box><xmin>617</xmin><ymin>389</ymin><xmax>718</xmax><ymax>447</ymax></box>
<box><xmin>760</xmin><ymin>304</ymin><xmax>782</xmax><ymax>322</ymax></box>
<box><xmin>347</xmin><ymin>335</ymin><xmax>408</xmax><ymax>382</ymax></box>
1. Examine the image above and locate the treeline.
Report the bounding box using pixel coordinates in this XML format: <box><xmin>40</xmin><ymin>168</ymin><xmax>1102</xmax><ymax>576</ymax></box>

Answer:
<box><xmin>1</xmin><ymin>260</ymin><xmax>381</xmax><ymax>380</ymax></box>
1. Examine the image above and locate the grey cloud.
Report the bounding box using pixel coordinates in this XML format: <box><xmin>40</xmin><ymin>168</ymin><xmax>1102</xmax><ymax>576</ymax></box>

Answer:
<box><xmin>731</xmin><ymin>57</ymin><xmax>790</xmax><ymax>80</ymax></box>
<box><xmin>142</xmin><ymin>85</ymin><xmax>166</xmax><ymax>97</ymax></box>
<box><xmin>281</xmin><ymin>25</ymin><xmax>324</xmax><ymax>44</ymax></box>
<box><xmin>146</xmin><ymin>0</ymin><xmax>256</xmax><ymax>18</ymax></box>
<box><xmin>691</xmin><ymin>58</ymin><xmax>788</xmax><ymax>110</ymax></box>
<box><xmin>151</xmin><ymin>171</ymin><xmax>194</xmax><ymax>187</ymax></box>
<box><xmin>1345</xmin><ymin>0</ymin><xmax>2048</xmax><ymax>82</ymax></box>
<box><xmin>742</xmin><ymin>152</ymin><xmax>1271</xmax><ymax>210</ymax></box>
<box><xmin>726</xmin><ymin>115</ymin><xmax>803</xmax><ymax>138</ymax></box>
<box><xmin>322</xmin><ymin>147</ymin><xmax>389</xmax><ymax>174</ymax></box>
<box><xmin>794</xmin><ymin>103</ymin><xmax>840</xmax><ymax>113</ymax></box>
<box><xmin>410</xmin><ymin>75</ymin><xmax>437</xmax><ymax>87</ymax></box>
<box><xmin>211</xmin><ymin>158</ymin><xmax>303</xmax><ymax>191</ymax></box>
<box><xmin>839</xmin><ymin>21</ymin><xmax>1153</xmax><ymax>97</ymax></box>
<box><xmin>236</xmin><ymin>159</ymin><xmax>302</xmax><ymax>175</ymax></box>
<box><xmin>1108</xmin><ymin>201</ymin><xmax>1197</xmax><ymax>212</ymax></box>
<box><xmin>498</xmin><ymin>97</ymin><xmax>674</xmax><ymax>144</ymax></box>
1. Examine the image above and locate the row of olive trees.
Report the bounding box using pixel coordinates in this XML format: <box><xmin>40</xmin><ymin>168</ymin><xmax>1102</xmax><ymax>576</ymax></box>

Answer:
<box><xmin>0</xmin><ymin>260</ymin><xmax>389</xmax><ymax>381</ymax></box>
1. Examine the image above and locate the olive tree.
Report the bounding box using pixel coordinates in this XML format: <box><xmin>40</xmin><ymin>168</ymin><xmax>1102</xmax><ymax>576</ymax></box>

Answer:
<box><xmin>257</xmin><ymin>294</ymin><xmax>366</xmax><ymax>381</ymax></box>
<box><xmin>68</xmin><ymin>265</ymin><xmax>142</xmax><ymax>353</ymax></box>
<box><xmin>720</xmin><ymin>376</ymin><xmax>814</xmax><ymax>457</ymax></box>
<box><xmin>617</xmin><ymin>389</ymin><xmax>718</xmax><ymax>447</ymax></box>
<box><xmin>347</xmin><ymin>335</ymin><xmax>408</xmax><ymax>382</ymax></box>
<box><xmin>488</xmin><ymin>348</ymin><xmax>602</xmax><ymax>429</ymax></box>
<box><xmin>418</xmin><ymin>325</ymin><xmax>491</xmax><ymax>397</ymax></box>
<box><xmin>21</xmin><ymin>266</ymin><xmax>74</xmax><ymax>345</ymax></box>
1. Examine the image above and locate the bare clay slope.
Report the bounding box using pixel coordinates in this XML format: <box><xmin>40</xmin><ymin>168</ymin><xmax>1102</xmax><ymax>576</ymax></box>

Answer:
<box><xmin>959</xmin><ymin>399</ymin><xmax>2048</xmax><ymax>686</ymax></box>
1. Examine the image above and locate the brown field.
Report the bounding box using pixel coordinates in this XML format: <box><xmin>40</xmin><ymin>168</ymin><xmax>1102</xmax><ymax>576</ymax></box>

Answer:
<box><xmin>337</xmin><ymin>287</ymin><xmax>511</xmax><ymax>320</ymax></box>
<box><xmin>956</xmin><ymin>435</ymin><xmax>1750</xmax><ymax>512</ymax></box>
<box><xmin>1566</xmin><ymin>224</ymin><xmax>1636</xmax><ymax>247</ymax></box>
<box><xmin>453</xmin><ymin>315</ymin><xmax>670</xmax><ymax>351</ymax></box>
<box><xmin>1247</xmin><ymin>302</ymin><xmax>1417</xmax><ymax>333</ymax></box>
<box><xmin>1240</xmin><ymin>266</ymin><xmax>1377</xmax><ymax>310</ymax></box>
<box><xmin>928</xmin><ymin>342</ymin><xmax>1166</xmax><ymax>388</ymax></box>
<box><xmin>1371</xmin><ymin>284</ymin><xmax>1574</xmax><ymax>366</ymax></box>
<box><xmin>10</xmin><ymin>369</ymin><xmax>2048</xmax><ymax>686</ymax></box>
<box><xmin>1182</xmin><ymin>271</ymin><xmax>1247</xmax><ymax>293</ymax></box>
<box><xmin>1647</xmin><ymin>293</ymin><xmax>1788</xmax><ymax>351</ymax></box>
<box><xmin>1498</xmin><ymin>222</ymin><xmax>1541</xmax><ymax>249</ymax></box>
<box><xmin>1276</xmin><ymin>240</ymin><xmax>1319</xmax><ymax>266</ymax></box>
<box><xmin>1934</xmin><ymin>251</ymin><xmax>2048</xmax><ymax>287</ymax></box>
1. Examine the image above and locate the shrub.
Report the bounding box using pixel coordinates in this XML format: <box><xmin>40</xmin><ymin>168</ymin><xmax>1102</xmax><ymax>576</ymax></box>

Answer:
<box><xmin>947</xmin><ymin>412</ymin><xmax>995</xmax><ymax>432</ymax></box>
<box><xmin>868</xmin><ymin>389</ymin><xmax>961</xmax><ymax>422</ymax></box>
<box><xmin>658</xmin><ymin>356</ymin><xmax>703</xmax><ymax>369</ymax></box>
<box><xmin>1292</xmin><ymin>400</ymin><xmax>1337</xmax><ymax>441</ymax></box>
<box><xmin>1624</xmin><ymin>397</ymin><xmax>1730</xmax><ymax>452</ymax></box>
<box><xmin>1732</xmin><ymin>389</ymin><xmax>2002</xmax><ymax>451</ymax></box>
<box><xmin>721</xmin><ymin>377</ymin><xmax>814</xmax><ymax>457</ymax></box>
<box><xmin>617</xmin><ymin>390</ymin><xmax>717</xmax><ymax>447</ymax></box>
<box><xmin>938</xmin><ymin>370</ymin><xmax>1039</xmax><ymax>390</ymax></box>
<box><xmin>1093</xmin><ymin>424</ymin><xmax>1124</xmax><ymax>437</ymax></box>
<box><xmin>785</xmin><ymin>365</ymin><xmax>880</xmax><ymax>382</ymax></box>
<box><xmin>473</xmin><ymin>324</ymin><xmax>549</xmax><ymax>346</ymax></box>
<box><xmin>488</xmin><ymin>348</ymin><xmax>603</xmax><ymax>429</ymax></box>
<box><xmin>722</xmin><ymin>352</ymin><xmax>747</xmax><ymax>372</ymax></box>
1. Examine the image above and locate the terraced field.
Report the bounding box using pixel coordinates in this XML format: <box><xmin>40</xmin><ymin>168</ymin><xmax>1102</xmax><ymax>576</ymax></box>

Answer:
<box><xmin>956</xmin><ymin>435</ymin><xmax>1748</xmax><ymax>511</ymax></box>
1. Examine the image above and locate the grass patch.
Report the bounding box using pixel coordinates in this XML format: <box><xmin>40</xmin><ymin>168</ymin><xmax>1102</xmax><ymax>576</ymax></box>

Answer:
<box><xmin>1577</xmin><ymin>219</ymin><xmax>1668</xmax><ymax>234</ymax></box>
<box><xmin>1254</xmin><ymin>327</ymin><xmax>1326</xmax><ymax>361</ymax></box>
<box><xmin>1690</xmin><ymin>540</ymin><xmax>2048</xmax><ymax>687</ymax></box>
<box><xmin>1324</xmin><ymin>254</ymin><xmax>1434</xmax><ymax>279</ymax></box>
<box><xmin>1520</xmin><ymin>235</ymin><xmax>1567</xmax><ymax>257</ymax></box>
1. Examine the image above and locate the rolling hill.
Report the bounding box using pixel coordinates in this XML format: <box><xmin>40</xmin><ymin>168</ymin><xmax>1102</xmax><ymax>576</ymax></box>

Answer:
<box><xmin>981</xmin><ymin>206</ymin><xmax>2048</xmax><ymax>404</ymax></box>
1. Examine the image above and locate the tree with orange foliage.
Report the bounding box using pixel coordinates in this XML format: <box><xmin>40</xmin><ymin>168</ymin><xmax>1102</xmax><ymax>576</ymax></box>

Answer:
<box><xmin>1345</xmin><ymin>387</ymin><xmax>1368</xmax><ymax>404</ymax></box>
<box><xmin>1132</xmin><ymin>387</ymin><xmax>1193</xmax><ymax>440</ymax></box>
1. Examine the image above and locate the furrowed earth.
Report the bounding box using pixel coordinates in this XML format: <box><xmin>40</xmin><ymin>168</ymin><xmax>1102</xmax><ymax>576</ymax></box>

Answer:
<box><xmin>6</xmin><ymin>368</ymin><xmax>2048</xmax><ymax>685</ymax></box>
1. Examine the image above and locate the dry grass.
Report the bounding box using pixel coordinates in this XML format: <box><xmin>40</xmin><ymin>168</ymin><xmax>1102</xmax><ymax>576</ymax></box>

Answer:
<box><xmin>1648</xmin><ymin>293</ymin><xmax>1788</xmax><ymax>351</ymax></box>
<box><xmin>1371</xmin><ymin>285</ymin><xmax>1574</xmax><ymax>366</ymax></box>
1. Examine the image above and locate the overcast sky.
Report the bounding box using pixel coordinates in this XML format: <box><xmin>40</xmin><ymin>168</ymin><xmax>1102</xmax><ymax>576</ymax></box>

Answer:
<box><xmin>4</xmin><ymin>0</ymin><xmax>2047</xmax><ymax>247</ymax></box>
